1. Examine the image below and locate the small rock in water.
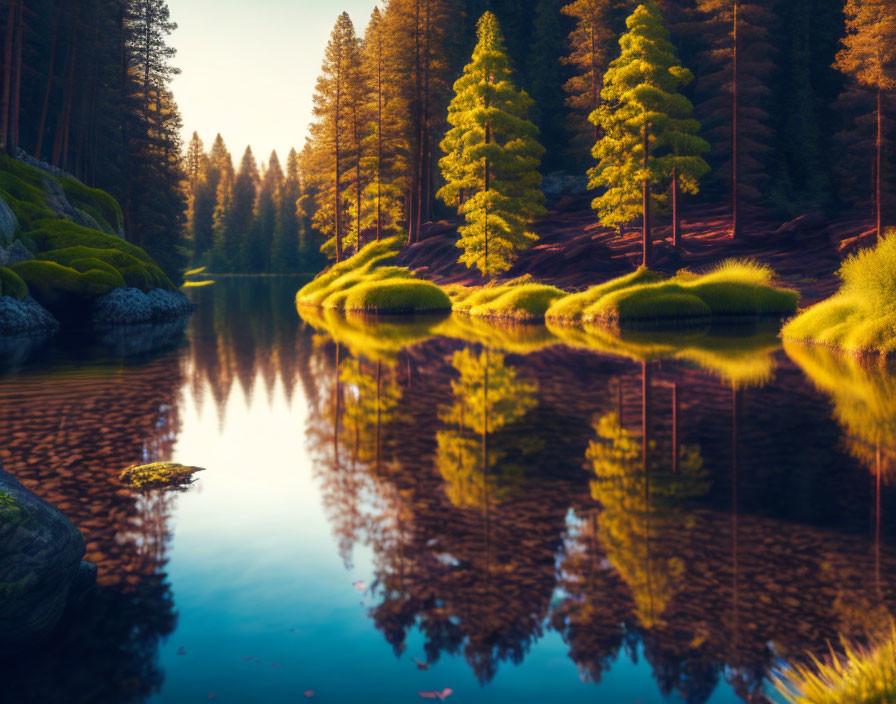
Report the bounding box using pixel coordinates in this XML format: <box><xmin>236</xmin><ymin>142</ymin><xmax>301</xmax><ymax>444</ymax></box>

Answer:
<box><xmin>119</xmin><ymin>462</ymin><xmax>204</xmax><ymax>491</ymax></box>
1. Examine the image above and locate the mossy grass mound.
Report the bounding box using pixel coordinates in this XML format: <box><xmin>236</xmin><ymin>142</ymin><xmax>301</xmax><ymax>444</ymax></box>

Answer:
<box><xmin>466</xmin><ymin>283</ymin><xmax>566</xmax><ymax>321</ymax></box>
<box><xmin>783</xmin><ymin>231</ymin><xmax>896</xmax><ymax>356</ymax></box>
<box><xmin>59</xmin><ymin>176</ymin><xmax>123</xmax><ymax>235</ymax></box>
<box><xmin>297</xmin><ymin>238</ymin><xmax>450</xmax><ymax>314</ymax></box>
<box><xmin>0</xmin><ymin>266</ymin><xmax>27</xmax><ymax>299</ymax></box>
<box><xmin>343</xmin><ymin>278</ymin><xmax>451</xmax><ymax>314</ymax></box>
<box><xmin>36</xmin><ymin>246</ymin><xmax>171</xmax><ymax>291</ymax></box>
<box><xmin>772</xmin><ymin>627</ymin><xmax>896</xmax><ymax>704</ymax></box>
<box><xmin>582</xmin><ymin>259</ymin><xmax>798</xmax><ymax>329</ymax></box>
<box><xmin>546</xmin><ymin>267</ymin><xmax>666</xmax><ymax>323</ymax></box>
<box><xmin>120</xmin><ymin>462</ymin><xmax>205</xmax><ymax>491</ymax></box>
<box><xmin>10</xmin><ymin>260</ymin><xmax>123</xmax><ymax>310</ymax></box>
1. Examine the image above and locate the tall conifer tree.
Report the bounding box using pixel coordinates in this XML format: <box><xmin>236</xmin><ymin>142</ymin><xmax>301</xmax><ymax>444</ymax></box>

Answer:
<box><xmin>693</xmin><ymin>0</ymin><xmax>775</xmax><ymax>239</ymax></box>
<box><xmin>590</xmin><ymin>1</ymin><xmax>709</xmax><ymax>264</ymax></box>
<box><xmin>309</xmin><ymin>12</ymin><xmax>360</xmax><ymax>262</ymax></box>
<box><xmin>835</xmin><ymin>0</ymin><xmax>896</xmax><ymax>240</ymax></box>
<box><xmin>359</xmin><ymin>7</ymin><xmax>407</xmax><ymax>241</ymax></box>
<box><xmin>438</xmin><ymin>12</ymin><xmax>546</xmax><ymax>277</ymax></box>
<box><xmin>561</xmin><ymin>0</ymin><xmax>617</xmax><ymax>166</ymax></box>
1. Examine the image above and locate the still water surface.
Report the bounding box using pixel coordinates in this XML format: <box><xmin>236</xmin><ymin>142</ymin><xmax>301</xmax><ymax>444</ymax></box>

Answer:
<box><xmin>0</xmin><ymin>279</ymin><xmax>894</xmax><ymax>703</ymax></box>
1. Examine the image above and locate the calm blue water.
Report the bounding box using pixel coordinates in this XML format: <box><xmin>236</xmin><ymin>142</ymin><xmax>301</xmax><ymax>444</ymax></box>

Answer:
<box><xmin>0</xmin><ymin>278</ymin><xmax>893</xmax><ymax>703</ymax></box>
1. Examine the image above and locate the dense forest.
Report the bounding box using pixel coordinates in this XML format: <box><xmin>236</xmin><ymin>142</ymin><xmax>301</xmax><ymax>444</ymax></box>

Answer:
<box><xmin>0</xmin><ymin>0</ymin><xmax>186</xmax><ymax>277</ymax></box>
<box><xmin>3</xmin><ymin>0</ymin><xmax>895</xmax><ymax>278</ymax></box>
<box><xmin>297</xmin><ymin>0</ymin><xmax>896</xmax><ymax>274</ymax></box>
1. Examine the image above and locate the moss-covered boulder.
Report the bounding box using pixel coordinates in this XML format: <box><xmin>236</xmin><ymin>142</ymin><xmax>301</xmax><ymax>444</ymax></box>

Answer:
<box><xmin>0</xmin><ymin>464</ymin><xmax>91</xmax><ymax>652</ymax></box>
<box><xmin>0</xmin><ymin>265</ymin><xmax>27</xmax><ymax>299</ymax></box>
<box><xmin>10</xmin><ymin>260</ymin><xmax>122</xmax><ymax>314</ymax></box>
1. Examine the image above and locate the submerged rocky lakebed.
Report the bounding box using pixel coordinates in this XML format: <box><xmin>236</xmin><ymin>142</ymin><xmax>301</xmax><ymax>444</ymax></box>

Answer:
<box><xmin>0</xmin><ymin>277</ymin><xmax>893</xmax><ymax>703</ymax></box>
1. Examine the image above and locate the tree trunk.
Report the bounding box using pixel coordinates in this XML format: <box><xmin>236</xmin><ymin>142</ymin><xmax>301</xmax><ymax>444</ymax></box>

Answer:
<box><xmin>731</xmin><ymin>0</ymin><xmax>740</xmax><ymax>240</ymax></box>
<box><xmin>0</xmin><ymin>0</ymin><xmax>13</xmax><ymax>150</ymax></box>
<box><xmin>671</xmin><ymin>382</ymin><xmax>678</xmax><ymax>473</ymax></box>
<box><xmin>36</xmin><ymin>2</ymin><xmax>62</xmax><ymax>161</ymax></box>
<box><xmin>642</xmin><ymin>121</ymin><xmax>651</xmax><ymax>268</ymax></box>
<box><xmin>672</xmin><ymin>167</ymin><xmax>680</xmax><ymax>248</ymax></box>
<box><xmin>590</xmin><ymin>22</ymin><xmax>598</xmax><ymax>145</ymax></box>
<box><xmin>52</xmin><ymin>21</ymin><xmax>78</xmax><ymax>168</ymax></box>
<box><xmin>335</xmin><ymin>78</ymin><xmax>343</xmax><ymax>263</ymax></box>
<box><xmin>8</xmin><ymin>0</ymin><xmax>23</xmax><ymax>155</ymax></box>
<box><xmin>484</xmin><ymin>121</ymin><xmax>490</xmax><ymax>278</ymax></box>
<box><xmin>876</xmin><ymin>85</ymin><xmax>882</xmax><ymax>240</ymax></box>
<box><xmin>376</xmin><ymin>41</ymin><xmax>383</xmax><ymax>241</ymax></box>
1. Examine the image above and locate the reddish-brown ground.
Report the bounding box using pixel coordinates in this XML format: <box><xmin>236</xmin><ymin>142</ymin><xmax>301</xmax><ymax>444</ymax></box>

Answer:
<box><xmin>396</xmin><ymin>198</ymin><xmax>879</xmax><ymax>305</ymax></box>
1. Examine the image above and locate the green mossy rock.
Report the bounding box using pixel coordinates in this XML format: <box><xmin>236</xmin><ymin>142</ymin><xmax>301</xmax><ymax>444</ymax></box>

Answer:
<box><xmin>37</xmin><ymin>246</ymin><xmax>172</xmax><ymax>292</ymax></box>
<box><xmin>120</xmin><ymin>462</ymin><xmax>205</xmax><ymax>491</ymax></box>
<box><xmin>0</xmin><ymin>266</ymin><xmax>27</xmax><ymax>299</ymax></box>
<box><xmin>60</xmin><ymin>176</ymin><xmax>124</xmax><ymax>235</ymax></box>
<box><xmin>10</xmin><ymin>260</ymin><xmax>122</xmax><ymax>310</ymax></box>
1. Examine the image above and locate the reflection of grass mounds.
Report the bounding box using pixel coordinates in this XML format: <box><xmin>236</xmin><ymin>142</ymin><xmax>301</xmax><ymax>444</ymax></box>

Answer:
<box><xmin>550</xmin><ymin>322</ymin><xmax>781</xmax><ymax>388</ymax></box>
<box><xmin>296</xmin><ymin>238</ymin><xmax>450</xmax><ymax>314</ymax></box>
<box><xmin>773</xmin><ymin>627</ymin><xmax>896</xmax><ymax>704</ymax></box>
<box><xmin>298</xmin><ymin>306</ymin><xmax>445</xmax><ymax>362</ymax></box>
<box><xmin>450</xmin><ymin>276</ymin><xmax>566</xmax><ymax>322</ymax></box>
<box><xmin>784</xmin><ymin>232</ymin><xmax>896</xmax><ymax>356</ymax></box>
<box><xmin>0</xmin><ymin>265</ymin><xmax>27</xmax><ymax>299</ymax></box>
<box><xmin>577</xmin><ymin>260</ymin><xmax>798</xmax><ymax>330</ymax></box>
<box><xmin>546</xmin><ymin>267</ymin><xmax>664</xmax><ymax>323</ymax></box>
<box><xmin>120</xmin><ymin>463</ymin><xmax>204</xmax><ymax>491</ymax></box>
<box><xmin>785</xmin><ymin>342</ymin><xmax>896</xmax><ymax>482</ymax></box>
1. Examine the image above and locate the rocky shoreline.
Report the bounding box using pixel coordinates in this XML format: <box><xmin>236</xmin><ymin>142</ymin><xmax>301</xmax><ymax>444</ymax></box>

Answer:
<box><xmin>1</xmin><ymin>288</ymin><xmax>194</xmax><ymax>340</ymax></box>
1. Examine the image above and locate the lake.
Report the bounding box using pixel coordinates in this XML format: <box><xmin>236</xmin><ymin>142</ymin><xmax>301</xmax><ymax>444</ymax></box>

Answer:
<box><xmin>1</xmin><ymin>278</ymin><xmax>893</xmax><ymax>703</ymax></box>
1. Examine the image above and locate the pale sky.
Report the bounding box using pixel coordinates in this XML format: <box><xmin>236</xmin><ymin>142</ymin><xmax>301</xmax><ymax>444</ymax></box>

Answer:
<box><xmin>168</xmin><ymin>0</ymin><xmax>379</xmax><ymax>168</ymax></box>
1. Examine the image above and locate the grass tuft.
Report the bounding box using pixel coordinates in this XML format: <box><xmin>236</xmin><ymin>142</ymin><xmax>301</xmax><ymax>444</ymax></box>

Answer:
<box><xmin>773</xmin><ymin>628</ymin><xmax>896</xmax><ymax>704</ymax></box>
<box><xmin>467</xmin><ymin>283</ymin><xmax>566</xmax><ymax>321</ymax></box>
<box><xmin>546</xmin><ymin>267</ymin><xmax>666</xmax><ymax>323</ymax></box>
<box><xmin>784</xmin><ymin>231</ymin><xmax>896</xmax><ymax>355</ymax></box>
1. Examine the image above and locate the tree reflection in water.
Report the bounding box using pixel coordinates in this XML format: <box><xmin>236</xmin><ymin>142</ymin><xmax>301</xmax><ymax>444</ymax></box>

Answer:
<box><xmin>301</xmin><ymin>311</ymin><xmax>896</xmax><ymax>700</ymax></box>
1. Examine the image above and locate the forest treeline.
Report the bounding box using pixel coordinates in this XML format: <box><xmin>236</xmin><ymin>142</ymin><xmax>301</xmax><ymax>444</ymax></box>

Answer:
<box><xmin>0</xmin><ymin>0</ymin><xmax>186</xmax><ymax>277</ymax></box>
<box><xmin>296</xmin><ymin>0</ymin><xmax>896</xmax><ymax>274</ymax></box>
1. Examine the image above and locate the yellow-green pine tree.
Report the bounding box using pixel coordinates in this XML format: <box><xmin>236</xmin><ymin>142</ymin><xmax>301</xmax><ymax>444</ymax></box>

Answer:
<box><xmin>438</xmin><ymin>12</ymin><xmax>546</xmax><ymax>277</ymax></box>
<box><xmin>590</xmin><ymin>2</ymin><xmax>709</xmax><ymax>265</ymax></box>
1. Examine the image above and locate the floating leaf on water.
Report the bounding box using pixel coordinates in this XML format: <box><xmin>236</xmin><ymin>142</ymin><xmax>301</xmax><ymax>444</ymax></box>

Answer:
<box><xmin>413</xmin><ymin>658</ymin><xmax>429</xmax><ymax>670</ymax></box>
<box><xmin>418</xmin><ymin>689</ymin><xmax>453</xmax><ymax>700</ymax></box>
<box><xmin>119</xmin><ymin>462</ymin><xmax>205</xmax><ymax>491</ymax></box>
<box><xmin>304</xmin><ymin>690</ymin><xmax>315</xmax><ymax>698</ymax></box>
<box><xmin>352</xmin><ymin>580</ymin><xmax>366</xmax><ymax>591</ymax></box>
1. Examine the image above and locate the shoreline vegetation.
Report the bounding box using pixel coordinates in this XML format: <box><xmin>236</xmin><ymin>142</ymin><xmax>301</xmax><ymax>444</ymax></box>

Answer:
<box><xmin>783</xmin><ymin>232</ymin><xmax>896</xmax><ymax>358</ymax></box>
<box><xmin>773</xmin><ymin>628</ymin><xmax>896</xmax><ymax>704</ymax></box>
<box><xmin>297</xmin><ymin>238</ymin><xmax>799</xmax><ymax>330</ymax></box>
<box><xmin>0</xmin><ymin>155</ymin><xmax>193</xmax><ymax>337</ymax></box>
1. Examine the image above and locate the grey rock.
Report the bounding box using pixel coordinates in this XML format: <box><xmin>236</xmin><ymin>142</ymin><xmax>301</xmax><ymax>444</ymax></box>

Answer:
<box><xmin>6</xmin><ymin>240</ymin><xmax>33</xmax><ymax>264</ymax></box>
<box><xmin>0</xmin><ymin>296</ymin><xmax>59</xmax><ymax>335</ymax></box>
<box><xmin>0</xmin><ymin>197</ymin><xmax>18</xmax><ymax>246</ymax></box>
<box><xmin>0</xmin><ymin>463</ymin><xmax>89</xmax><ymax>651</ymax></box>
<box><xmin>93</xmin><ymin>287</ymin><xmax>154</xmax><ymax>325</ymax></box>
<box><xmin>147</xmin><ymin>288</ymin><xmax>194</xmax><ymax>320</ymax></box>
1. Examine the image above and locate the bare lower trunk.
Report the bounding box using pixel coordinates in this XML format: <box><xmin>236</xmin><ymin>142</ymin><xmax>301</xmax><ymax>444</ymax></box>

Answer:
<box><xmin>876</xmin><ymin>86</ymin><xmax>882</xmax><ymax>240</ymax></box>
<box><xmin>8</xmin><ymin>0</ymin><xmax>23</xmax><ymax>155</ymax></box>
<box><xmin>672</xmin><ymin>168</ymin><xmax>680</xmax><ymax>248</ymax></box>
<box><xmin>0</xmin><ymin>1</ymin><xmax>13</xmax><ymax>149</ymax></box>
<box><xmin>731</xmin><ymin>0</ymin><xmax>740</xmax><ymax>240</ymax></box>
<box><xmin>642</xmin><ymin>122</ymin><xmax>651</xmax><ymax>268</ymax></box>
<box><xmin>36</xmin><ymin>5</ymin><xmax>61</xmax><ymax>160</ymax></box>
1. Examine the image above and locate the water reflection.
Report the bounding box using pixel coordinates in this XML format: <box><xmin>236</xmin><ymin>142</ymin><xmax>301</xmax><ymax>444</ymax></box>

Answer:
<box><xmin>302</xmin><ymin>308</ymin><xmax>896</xmax><ymax>700</ymax></box>
<box><xmin>0</xmin><ymin>281</ymin><xmax>894</xmax><ymax>702</ymax></box>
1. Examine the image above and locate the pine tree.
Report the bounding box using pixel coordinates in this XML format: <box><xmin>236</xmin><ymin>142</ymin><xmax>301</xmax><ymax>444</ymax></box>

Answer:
<box><xmin>526</xmin><ymin>0</ymin><xmax>569</xmax><ymax>171</ymax></box>
<box><xmin>309</xmin><ymin>12</ymin><xmax>360</xmax><ymax>262</ymax></box>
<box><xmin>693</xmin><ymin>0</ymin><xmax>775</xmax><ymax>239</ymax></box>
<box><xmin>835</xmin><ymin>0</ymin><xmax>896</xmax><ymax>240</ymax></box>
<box><xmin>383</xmin><ymin>0</ymin><xmax>462</xmax><ymax>244</ymax></box>
<box><xmin>232</xmin><ymin>146</ymin><xmax>259</xmax><ymax>270</ymax></box>
<box><xmin>248</xmin><ymin>150</ymin><xmax>282</xmax><ymax>271</ymax></box>
<box><xmin>185</xmin><ymin>131</ymin><xmax>204</xmax><ymax>189</ymax></box>
<box><xmin>438</xmin><ymin>12</ymin><xmax>546</xmax><ymax>277</ymax></box>
<box><xmin>272</xmin><ymin>147</ymin><xmax>303</xmax><ymax>272</ymax></box>
<box><xmin>358</xmin><ymin>7</ymin><xmax>408</xmax><ymax>241</ymax></box>
<box><xmin>590</xmin><ymin>1</ymin><xmax>709</xmax><ymax>265</ymax></box>
<box><xmin>561</xmin><ymin>0</ymin><xmax>617</xmax><ymax>167</ymax></box>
